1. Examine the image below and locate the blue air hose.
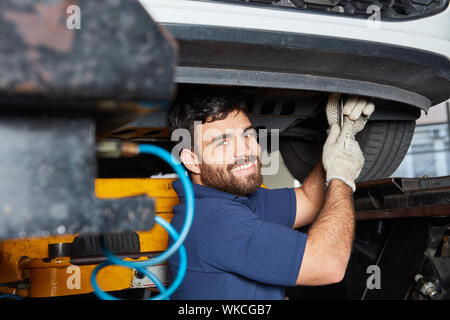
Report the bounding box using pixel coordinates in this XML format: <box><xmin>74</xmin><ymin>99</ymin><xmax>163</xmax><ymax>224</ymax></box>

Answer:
<box><xmin>0</xmin><ymin>282</ymin><xmax>22</xmax><ymax>299</ymax></box>
<box><xmin>0</xmin><ymin>294</ymin><xmax>22</xmax><ymax>300</ymax></box>
<box><xmin>91</xmin><ymin>143</ymin><xmax>195</xmax><ymax>300</ymax></box>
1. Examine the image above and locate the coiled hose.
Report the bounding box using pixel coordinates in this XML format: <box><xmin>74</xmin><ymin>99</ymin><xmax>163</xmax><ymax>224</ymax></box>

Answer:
<box><xmin>91</xmin><ymin>143</ymin><xmax>195</xmax><ymax>300</ymax></box>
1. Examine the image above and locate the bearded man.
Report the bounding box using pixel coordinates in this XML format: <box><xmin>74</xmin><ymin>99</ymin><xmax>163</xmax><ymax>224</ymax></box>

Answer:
<box><xmin>167</xmin><ymin>93</ymin><xmax>374</xmax><ymax>300</ymax></box>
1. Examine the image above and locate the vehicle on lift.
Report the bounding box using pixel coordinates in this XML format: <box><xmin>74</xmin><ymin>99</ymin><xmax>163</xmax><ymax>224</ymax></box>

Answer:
<box><xmin>135</xmin><ymin>0</ymin><xmax>450</xmax><ymax>183</ymax></box>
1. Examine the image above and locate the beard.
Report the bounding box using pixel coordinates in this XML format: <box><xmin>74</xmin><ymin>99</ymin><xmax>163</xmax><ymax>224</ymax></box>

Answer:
<box><xmin>198</xmin><ymin>155</ymin><xmax>263</xmax><ymax>197</ymax></box>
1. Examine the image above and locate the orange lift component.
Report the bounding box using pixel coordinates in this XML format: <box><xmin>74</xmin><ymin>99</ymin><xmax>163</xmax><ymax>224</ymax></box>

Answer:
<box><xmin>0</xmin><ymin>178</ymin><xmax>178</xmax><ymax>299</ymax></box>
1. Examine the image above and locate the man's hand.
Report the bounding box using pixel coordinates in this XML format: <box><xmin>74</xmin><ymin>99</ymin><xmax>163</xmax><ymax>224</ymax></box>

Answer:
<box><xmin>326</xmin><ymin>93</ymin><xmax>375</xmax><ymax>135</ymax></box>
<box><xmin>322</xmin><ymin>118</ymin><xmax>365</xmax><ymax>192</ymax></box>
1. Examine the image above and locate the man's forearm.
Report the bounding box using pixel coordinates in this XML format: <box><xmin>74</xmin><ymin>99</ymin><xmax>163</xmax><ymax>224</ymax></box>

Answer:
<box><xmin>308</xmin><ymin>179</ymin><xmax>355</xmax><ymax>271</ymax></box>
<box><xmin>296</xmin><ymin>179</ymin><xmax>355</xmax><ymax>285</ymax></box>
<box><xmin>300</xmin><ymin>161</ymin><xmax>326</xmax><ymax>218</ymax></box>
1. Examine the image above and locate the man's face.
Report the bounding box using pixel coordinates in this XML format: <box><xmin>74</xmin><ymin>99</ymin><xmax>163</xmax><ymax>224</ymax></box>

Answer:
<box><xmin>193</xmin><ymin>109</ymin><xmax>263</xmax><ymax>196</ymax></box>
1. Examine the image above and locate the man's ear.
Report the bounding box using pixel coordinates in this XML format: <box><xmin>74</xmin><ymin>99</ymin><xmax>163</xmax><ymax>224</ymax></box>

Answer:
<box><xmin>179</xmin><ymin>148</ymin><xmax>201</xmax><ymax>175</ymax></box>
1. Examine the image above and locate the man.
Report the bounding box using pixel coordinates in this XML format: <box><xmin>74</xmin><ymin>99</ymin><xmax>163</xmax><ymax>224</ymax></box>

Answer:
<box><xmin>167</xmin><ymin>93</ymin><xmax>374</xmax><ymax>299</ymax></box>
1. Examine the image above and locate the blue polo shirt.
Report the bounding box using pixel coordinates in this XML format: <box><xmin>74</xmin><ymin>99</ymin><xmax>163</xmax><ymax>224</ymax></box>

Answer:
<box><xmin>168</xmin><ymin>179</ymin><xmax>308</xmax><ymax>300</ymax></box>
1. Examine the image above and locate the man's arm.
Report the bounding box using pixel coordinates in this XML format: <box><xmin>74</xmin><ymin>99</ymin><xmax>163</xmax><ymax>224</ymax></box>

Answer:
<box><xmin>293</xmin><ymin>161</ymin><xmax>326</xmax><ymax>228</ymax></box>
<box><xmin>296</xmin><ymin>179</ymin><xmax>354</xmax><ymax>285</ymax></box>
<box><xmin>290</xmin><ymin>95</ymin><xmax>374</xmax><ymax>285</ymax></box>
<box><xmin>294</xmin><ymin>115</ymin><xmax>365</xmax><ymax>285</ymax></box>
<box><xmin>292</xmin><ymin>95</ymin><xmax>374</xmax><ymax>229</ymax></box>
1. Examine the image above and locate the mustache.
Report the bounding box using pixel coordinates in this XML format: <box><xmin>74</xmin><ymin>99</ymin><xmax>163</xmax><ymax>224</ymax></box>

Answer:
<box><xmin>227</xmin><ymin>154</ymin><xmax>259</xmax><ymax>171</ymax></box>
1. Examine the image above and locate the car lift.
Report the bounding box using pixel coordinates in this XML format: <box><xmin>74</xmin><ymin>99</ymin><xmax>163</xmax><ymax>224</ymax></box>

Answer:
<box><xmin>0</xmin><ymin>0</ymin><xmax>177</xmax><ymax>300</ymax></box>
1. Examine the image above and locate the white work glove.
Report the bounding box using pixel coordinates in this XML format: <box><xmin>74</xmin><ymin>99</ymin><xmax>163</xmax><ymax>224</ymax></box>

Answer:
<box><xmin>326</xmin><ymin>93</ymin><xmax>375</xmax><ymax>135</ymax></box>
<box><xmin>322</xmin><ymin>118</ymin><xmax>365</xmax><ymax>192</ymax></box>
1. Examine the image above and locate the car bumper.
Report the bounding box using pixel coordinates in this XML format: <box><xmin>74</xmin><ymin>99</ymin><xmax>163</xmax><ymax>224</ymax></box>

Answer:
<box><xmin>142</xmin><ymin>0</ymin><xmax>450</xmax><ymax>109</ymax></box>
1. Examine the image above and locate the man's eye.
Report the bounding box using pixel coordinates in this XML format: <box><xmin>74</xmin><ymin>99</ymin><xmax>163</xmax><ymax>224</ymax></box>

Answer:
<box><xmin>217</xmin><ymin>140</ymin><xmax>227</xmax><ymax>146</ymax></box>
<box><xmin>244</xmin><ymin>130</ymin><xmax>257</xmax><ymax>138</ymax></box>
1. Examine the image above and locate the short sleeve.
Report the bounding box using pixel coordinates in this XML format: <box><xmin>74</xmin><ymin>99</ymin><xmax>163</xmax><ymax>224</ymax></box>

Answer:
<box><xmin>247</xmin><ymin>187</ymin><xmax>297</xmax><ymax>228</ymax></box>
<box><xmin>198</xmin><ymin>202</ymin><xmax>307</xmax><ymax>287</ymax></box>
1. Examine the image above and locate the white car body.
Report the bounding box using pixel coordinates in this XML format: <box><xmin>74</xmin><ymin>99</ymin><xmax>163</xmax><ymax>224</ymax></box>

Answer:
<box><xmin>141</xmin><ymin>0</ymin><xmax>450</xmax><ymax>59</ymax></box>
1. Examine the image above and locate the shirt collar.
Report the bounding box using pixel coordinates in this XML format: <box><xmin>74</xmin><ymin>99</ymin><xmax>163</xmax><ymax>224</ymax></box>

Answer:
<box><xmin>172</xmin><ymin>179</ymin><xmax>248</xmax><ymax>202</ymax></box>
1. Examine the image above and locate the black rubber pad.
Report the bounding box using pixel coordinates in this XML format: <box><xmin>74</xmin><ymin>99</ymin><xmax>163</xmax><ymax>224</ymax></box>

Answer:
<box><xmin>71</xmin><ymin>232</ymin><xmax>141</xmax><ymax>257</ymax></box>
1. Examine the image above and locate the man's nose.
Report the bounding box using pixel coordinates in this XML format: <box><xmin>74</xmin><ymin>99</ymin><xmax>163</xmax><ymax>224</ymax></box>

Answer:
<box><xmin>234</xmin><ymin>136</ymin><xmax>253</xmax><ymax>164</ymax></box>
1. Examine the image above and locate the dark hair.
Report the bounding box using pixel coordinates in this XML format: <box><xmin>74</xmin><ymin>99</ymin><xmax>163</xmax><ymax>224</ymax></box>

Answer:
<box><xmin>168</xmin><ymin>94</ymin><xmax>247</xmax><ymax>149</ymax></box>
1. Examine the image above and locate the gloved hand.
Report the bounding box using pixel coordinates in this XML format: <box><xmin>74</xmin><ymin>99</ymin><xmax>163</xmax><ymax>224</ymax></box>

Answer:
<box><xmin>326</xmin><ymin>93</ymin><xmax>375</xmax><ymax>135</ymax></box>
<box><xmin>322</xmin><ymin>117</ymin><xmax>365</xmax><ymax>192</ymax></box>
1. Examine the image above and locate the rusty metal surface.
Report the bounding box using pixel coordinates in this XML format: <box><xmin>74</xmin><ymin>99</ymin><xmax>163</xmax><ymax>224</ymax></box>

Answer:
<box><xmin>356</xmin><ymin>204</ymin><xmax>450</xmax><ymax>220</ymax></box>
<box><xmin>0</xmin><ymin>114</ymin><xmax>155</xmax><ymax>239</ymax></box>
<box><xmin>0</xmin><ymin>0</ymin><xmax>177</xmax><ymax>102</ymax></box>
<box><xmin>354</xmin><ymin>176</ymin><xmax>450</xmax><ymax>220</ymax></box>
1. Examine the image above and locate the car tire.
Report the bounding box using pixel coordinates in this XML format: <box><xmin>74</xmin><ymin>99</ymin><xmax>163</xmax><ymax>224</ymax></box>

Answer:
<box><xmin>279</xmin><ymin>120</ymin><xmax>416</xmax><ymax>182</ymax></box>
